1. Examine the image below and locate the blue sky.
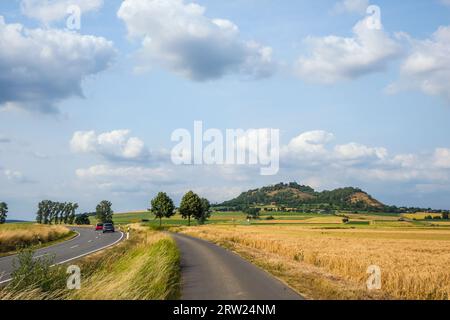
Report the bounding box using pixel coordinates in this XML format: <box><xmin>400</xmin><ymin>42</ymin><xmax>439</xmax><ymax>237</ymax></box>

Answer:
<box><xmin>1</xmin><ymin>0</ymin><xmax>450</xmax><ymax>220</ymax></box>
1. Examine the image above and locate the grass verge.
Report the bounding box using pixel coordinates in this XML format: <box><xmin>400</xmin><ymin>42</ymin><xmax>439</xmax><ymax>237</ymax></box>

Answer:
<box><xmin>0</xmin><ymin>225</ymin><xmax>180</xmax><ymax>300</ymax></box>
<box><xmin>72</xmin><ymin>227</ymin><xmax>180</xmax><ymax>300</ymax></box>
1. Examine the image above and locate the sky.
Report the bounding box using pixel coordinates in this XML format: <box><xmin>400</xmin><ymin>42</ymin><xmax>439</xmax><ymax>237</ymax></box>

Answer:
<box><xmin>1</xmin><ymin>0</ymin><xmax>450</xmax><ymax>220</ymax></box>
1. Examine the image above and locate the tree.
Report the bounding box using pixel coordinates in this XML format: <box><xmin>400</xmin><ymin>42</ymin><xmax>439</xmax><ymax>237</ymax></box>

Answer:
<box><xmin>75</xmin><ymin>213</ymin><xmax>91</xmax><ymax>225</ymax></box>
<box><xmin>96</xmin><ymin>200</ymin><xmax>113</xmax><ymax>223</ymax></box>
<box><xmin>48</xmin><ymin>201</ymin><xmax>57</xmax><ymax>224</ymax></box>
<box><xmin>443</xmin><ymin>212</ymin><xmax>449</xmax><ymax>220</ymax></box>
<box><xmin>62</xmin><ymin>202</ymin><xmax>70</xmax><ymax>224</ymax></box>
<box><xmin>179</xmin><ymin>191</ymin><xmax>203</xmax><ymax>226</ymax></box>
<box><xmin>41</xmin><ymin>200</ymin><xmax>50</xmax><ymax>224</ymax></box>
<box><xmin>198</xmin><ymin>198</ymin><xmax>211</xmax><ymax>225</ymax></box>
<box><xmin>243</xmin><ymin>207</ymin><xmax>261</xmax><ymax>219</ymax></box>
<box><xmin>56</xmin><ymin>202</ymin><xmax>65</xmax><ymax>224</ymax></box>
<box><xmin>150</xmin><ymin>192</ymin><xmax>175</xmax><ymax>227</ymax></box>
<box><xmin>68</xmin><ymin>203</ymin><xmax>78</xmax><ymax>225</ymax></box>
<box><xmin>0</xmin><ymin>202</ymin><xmax>8</xmax><ymax>224</ymax></box>
<box><xmin>36</xmin><ymin>202</ymin><xmax>43</xmax><ymax>224</ymax></box>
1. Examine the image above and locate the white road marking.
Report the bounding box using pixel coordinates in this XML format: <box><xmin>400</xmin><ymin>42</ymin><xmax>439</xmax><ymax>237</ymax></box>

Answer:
<box><xmin>70</xmin><ymin>245</ymin><xmax>79</xmax><ymax>249</ymax></box>
<box><xmin>54</xmin><ymin>232</ymin><xmax>124</xmax><ymax>265</ymax></box>
<box><xmin>0</xmin><ymin>231</ymin><xmax>124</xmax><ymax>285</ymax></box>
<box><xmin>88</xmin><ymin>240</ymin><xmax>93</xmax><ymax>243</ymax></box>
<box><xmin>0</xmin><ymin>230</ymin><xmax>81</xmax><ymax>285</ymax></box>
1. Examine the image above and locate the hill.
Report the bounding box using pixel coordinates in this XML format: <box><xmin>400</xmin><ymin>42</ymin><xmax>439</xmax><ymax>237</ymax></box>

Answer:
<box><xmin>219</xmin><ymin>182</ymin><xmax>385</xmax><ymax>211</ymax></box>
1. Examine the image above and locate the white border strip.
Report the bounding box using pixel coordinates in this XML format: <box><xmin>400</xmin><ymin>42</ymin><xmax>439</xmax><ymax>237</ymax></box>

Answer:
<box><xmin>0</xmin><ymin>231</ymin><xmax>124</xmax><ymax>285</ymax></box>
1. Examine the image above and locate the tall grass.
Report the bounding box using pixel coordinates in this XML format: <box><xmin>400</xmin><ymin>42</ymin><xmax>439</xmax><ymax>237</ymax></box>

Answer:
<box><xmin>0</xmin><ymin>224</ymin><xmax>71</xmax><ymax>254</ymax></box>
<box><xmin>0</xmin><ymin>226</ymin><xmax>180</xmax><ymax>300</ymax></box>
<box><xmin>180</xmin><ymin>225</ymin><xmax>450</xmax><ymax>300</ymax></box>
<box><xmin>72</xmin><ymin>229</ymin><xmax>180</xmax><ymax>300</ymax></box>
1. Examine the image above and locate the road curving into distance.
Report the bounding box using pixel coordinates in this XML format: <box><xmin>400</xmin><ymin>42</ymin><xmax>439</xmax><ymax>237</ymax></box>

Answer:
<box><xmin>0</xmin><ymin>227</ymin><xmax>124</xmax><ymax>285</ymax></box>
<box><xmin>171</xmin><ymin>233</ymin><xmax>304</xmax><ymax>300</ymax></box>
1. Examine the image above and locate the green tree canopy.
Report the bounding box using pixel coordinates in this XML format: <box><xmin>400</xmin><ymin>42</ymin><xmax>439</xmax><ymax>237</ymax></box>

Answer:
<box><xmin>68</xmin><ymin>203</ymin><xmax>78</xmax><ymax>225</ymax></box>
<box><xmin>96</xmin><ymin>200</ymin><xmax>113</xmax><ymax>223</ymax></box>
<box><xmin>198</xmin><ymin>198</ymin><xmax>211</xmax><ymax>225</ymax></box>
<box><xmin>150</xmin><ymin>192</ymin><xmax>175</xmax><ymax>227</ymax></box>
<box><xmin>243</xmin><ymin>207</ymin><xmax>261</xmax><ymax>219</ymax></box>
<box><xmin>179</xmin><ymin>191</ymin><xmax>203</xmax><ymax>226</ymax></box>
<box><xmin>75</xmin><ymin>213</ymin><xmax>91</xmax><ymax>225</ymax></box>
<box><xmin>0</xmin><ymin>202</ymin><xmax>8</xmax><ymax>224</ymax></box>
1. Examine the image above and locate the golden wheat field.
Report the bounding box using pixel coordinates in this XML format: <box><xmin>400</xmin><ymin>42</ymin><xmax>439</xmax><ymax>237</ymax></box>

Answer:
<box><xmin>0</xmin><ymin>224</ymin><xmax>71</xmax><ymax>254</ymax></box>
<box><xmin>180</xmin><ymin>225</ymin><xmax>450</xmax><ymax>300</ymax></box>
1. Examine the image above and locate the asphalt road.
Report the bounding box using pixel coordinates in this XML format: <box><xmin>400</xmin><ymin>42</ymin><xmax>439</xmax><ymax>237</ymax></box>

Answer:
<box><xmin>0</xmin><ymin>227</ymin><xmax>124</xmax><ymax>285</ymax></box>
<box><xmin>171</xmin><ymin>233</ymin><xmax>303</xmax><ymax>300</ymax></box>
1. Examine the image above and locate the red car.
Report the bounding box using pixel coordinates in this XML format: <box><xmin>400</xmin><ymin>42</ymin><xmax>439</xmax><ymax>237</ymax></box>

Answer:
<box><xmin>95</xmin><ymin>223</ymin><xmax>103</xmax><ymax>231</ymax></box>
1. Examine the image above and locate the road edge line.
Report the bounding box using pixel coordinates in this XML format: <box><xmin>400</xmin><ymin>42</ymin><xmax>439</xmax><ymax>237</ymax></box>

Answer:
<box><xmin>0</xmin><ymin>231</ymin><xmax>124</xmax><ymax>285</ymax></box>
<box><xmin>54</xmin><ymin>231</ymin><xmax>124</xmax><ymax>265</ymax></box>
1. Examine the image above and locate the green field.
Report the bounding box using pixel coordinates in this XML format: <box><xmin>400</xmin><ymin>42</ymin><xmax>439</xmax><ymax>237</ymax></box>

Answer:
<box><xmin>104</xmin><ymin>210</ymin><xmax>450</xmax><ymax>230</ymax></box>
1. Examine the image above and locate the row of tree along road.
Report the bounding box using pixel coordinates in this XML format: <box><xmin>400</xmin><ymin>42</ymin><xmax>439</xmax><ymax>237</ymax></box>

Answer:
<box><xmin>33</xmin><ymin>200</ymin><xmax>113</xmax><ymax>226</ymax></box>
<box><xmin>151</xmin><ymin>191</ymin><xmax>211</xmax><ymax>227</ymax></box>
<box><xmin>35</xmin><ymin>201</ymin><xmax>79</xmax><ymax>225</ymax></box>
<box><xmin>30</xmin><ymin>191</ymin><xmax>210</xmax><ymax>227</ymax></box>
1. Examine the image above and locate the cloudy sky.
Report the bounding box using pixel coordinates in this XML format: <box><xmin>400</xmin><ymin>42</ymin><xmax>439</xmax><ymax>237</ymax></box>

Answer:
<box><xmin>1</xmin><ymin>0</ymin><xmax>450</xmax><ymax>220</ymax></box>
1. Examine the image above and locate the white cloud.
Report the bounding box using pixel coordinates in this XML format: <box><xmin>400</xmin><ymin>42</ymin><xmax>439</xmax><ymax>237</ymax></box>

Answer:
<box><xmin>4</xmin><ymin>170</ymin><xmax>24</xmax><ymax>181</ymax></box>
<box><xmin>434</xmin><ymin>148</ymin><xmax>450</xmax><ymax>168</ymax></box>
<box><xmin>286</xmin><ymin>130</ymin><xmax>334</xmax><ymax>155</ymax></box>
<box><xmin>20</xmin><ymin>0</ymin><xmax>103</xmax><ymax>25</ymax></box>
<box><xmin>3</xmin><ymin>169</ymin><xmax>33</xmax><ymax>183</ymax></box>
<box><xmin>279</xmin><ymin>130</ymin><xmax>450</xmax><ymax>192</ymax></box>
<box><xmin>334</xmin><ymin>142</ymin><xmax>387</xmax><ymax>160</ymax></box>
<box><xmin>0</xmin><ymin>16</ymin><xmax>115</xmax><ymax>113</ymax></box>
<box><xmin>71</xmin><ymin>130</ymin><xmax>148</xmax><ymax>161</ymax></box>
<box><xmin>391</xmin><ymin>154</ymin><xmax>419</xmax><ymax>168</ymax></box>
<box><xmin>295</xmin><ymin>17</ymin><xmax>401</xmax><ymax>84</ymax></box>
<box><xmin>117</xmin><ymin>0</ymin><xmax>275</xmax><ymax>81</ymax></box>
<box><xmin>389</xmin><ymin>26</ymin><xmax>450</xmax><ymax>101</ymax></box>
<box><xmin>70</xmin><ymin>131</ymin><xmax>97</xmax><ymax>153</ymax></box>
<box><xmin>76</xmin><ymin>164</ymin><xmax>174</xmax><ymax>183</ymax></box>
<box><xmin>334</xmin><ymin>0</ymin><xmax>370</xmax><ymax>14</ymax></box>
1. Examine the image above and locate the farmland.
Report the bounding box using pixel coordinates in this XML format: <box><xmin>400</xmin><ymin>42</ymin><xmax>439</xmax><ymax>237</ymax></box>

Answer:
<box><xmin>3</xmin><ymin>209</ymin><xmax>449</xmax><ymax>300</ymax></box>
<box><xmin>83</xmin><ymin>208</ymin><xmax>450</xmax><ymax>300</ymax></box>
<box><xmin>124</xmin><ymin>208</ymin><xmax>449</xmax><ymax>300</ymax></box>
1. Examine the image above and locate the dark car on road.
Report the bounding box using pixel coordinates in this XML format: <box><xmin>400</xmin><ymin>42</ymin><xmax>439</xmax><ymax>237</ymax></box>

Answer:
<box><xmin>102</xmin><ymin>223</ymin><xmax>115</xmax><ymax>233</ymax></box>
